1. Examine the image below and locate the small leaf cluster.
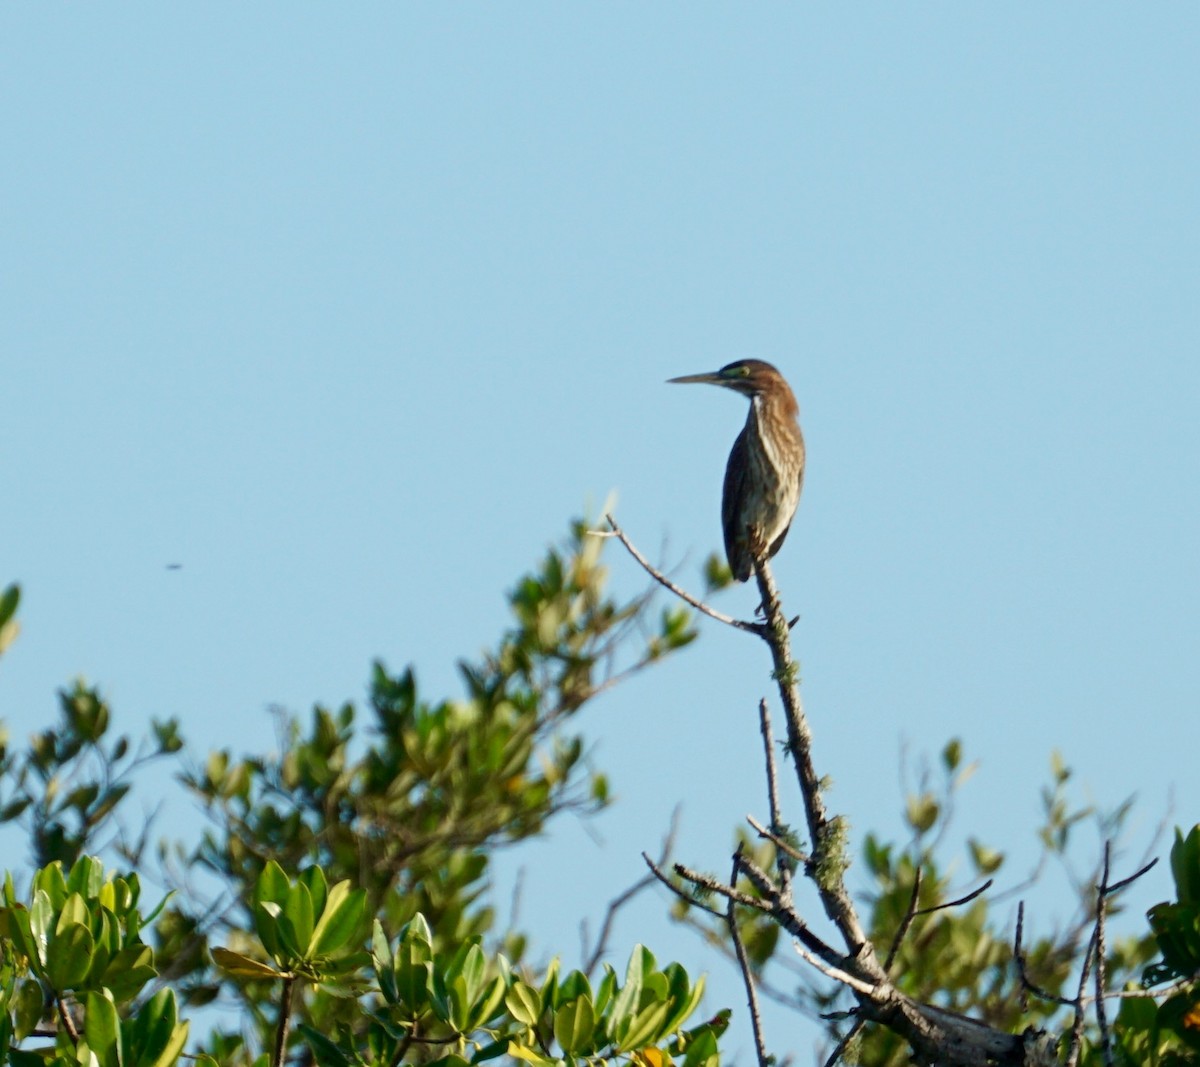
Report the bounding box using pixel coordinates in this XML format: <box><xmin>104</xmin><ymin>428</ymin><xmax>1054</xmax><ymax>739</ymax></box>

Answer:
<box><xmin>0</xmin><ymin>680</ymin><xmax>180</xmax><ymax>871</ymax></box>
<box><xmin>0</xmin><ymin>855</ymin><xmax>186</xmax><ymax>1066</ymax></box>
<box><xmin>214</xmin><ymin>861</ymin><xmax>369</xmax><ymax>983</ymax></box>
<box><xmin>0</xmin><ymin>585</ymin><xmax>18</xmax><ymax>660</ymax></box>
<box><xmin>1135</xmin><ymin>825</ymin><xmax>1200</xmax><ymax>1063</ymax></box>
<box><xmin>300</xmin><ymin>914</ymin><xmax>722</xmax><ymax>1067</ymax></box>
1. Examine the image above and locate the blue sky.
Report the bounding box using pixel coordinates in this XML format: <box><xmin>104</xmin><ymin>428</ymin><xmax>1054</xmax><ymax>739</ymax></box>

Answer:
<box><xmin>3</xmin><ymin>6</ymin><xmax>1199</xmax><ymax>1060</ymax></box>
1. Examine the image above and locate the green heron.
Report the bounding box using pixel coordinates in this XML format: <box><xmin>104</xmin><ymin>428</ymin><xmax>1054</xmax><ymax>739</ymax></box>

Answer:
<box><xmin>668</xmin><ymin>359</ymin><xmax>805</xmax><ymax>582</ymax></box>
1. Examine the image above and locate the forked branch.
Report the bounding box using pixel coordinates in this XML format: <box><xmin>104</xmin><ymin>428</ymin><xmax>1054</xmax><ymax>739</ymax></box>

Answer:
<box><xmin>609</xmin><ymin>517</ymin><xmax>1062</xmax><ymax>1065</ymax></box>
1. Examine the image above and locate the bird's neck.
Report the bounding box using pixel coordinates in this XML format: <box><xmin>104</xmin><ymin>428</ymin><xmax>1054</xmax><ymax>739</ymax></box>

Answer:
<box><xmin>750</xmin><ymin>387</ymin><xmax>800</xmax><ymax>430</ymax></box>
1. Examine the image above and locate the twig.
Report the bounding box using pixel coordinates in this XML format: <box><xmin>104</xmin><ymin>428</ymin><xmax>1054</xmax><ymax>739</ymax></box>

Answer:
<box><xmin>1094</xmin><ymin>843</ymin><xmax>1115</xmax><ymax>1067</ymax></box>
<box><xmin>746</xmin><ymin>814</ymin><xmax>809</xmax><ymax>866</ymax></box>
<box><xmin>1105</xmin><ymin>856</ymin><xmax>1157</xmax><ymax>896</ymax></box>
<box><xmin>757</xmin><ymin>699</ymin><xmax>792</xmax><ymax>897</ymax></box>
<box><xmin>792</xmin><ymin>941</ymin><xmax>879</xmax><ymax>997</ymax></box>
<box><xmin>915</xmin><ymin>878</ymin><xmax>993</xmax><ymax>916</ymax></box>
<box><xmin>736</xmin><ymin>852</ymin><xmax>783</xmax><ymax>901</ymax></box>
<box><xmin>1014</xmin><ymin>902</ymin><xmax>1075</xmax><ymax>1009</ymax></box>
<box><xmin>729</xmin><ymin>845</ymin><xmax>771</xmax><ymax>1067</ymax></box>
<box><xmin>584</xmin><ymin>809</ymin><xmax>679</xmax><ymax>975</ymax></box>
<box><xmin>672</xmin><ymin>860</ymin><xmax>778</xmax><ymax>914</ymax></box>
<box><xmin>1065</xmin><ymin>926</ymin><xmax>1099</xmax><ymax>1067</ymax></box>
<box><xmin>599</xmin><ymin>517</ymin><xmax>765</xmax><ymax>635</ymax></box>
<box><xmin>822</xmin><ymin>1018</ymin><xmax>865</xmax><ymax>1067</ymax></box>
<box><xmin>641</xmin><ymin>851</ymin><xmax>725</xmax><ymax>919</ymax></box>
<box><xmin>884</xmin><ymin>869</ymin><xmax>923</xmax><ymax>973</ymax></box>
<box><xmin>274</xmin><ymin>974</ymin><xmax>296</xmax><ymax>1067</ymax></box>
<box><xmin>55</xmin><ymin>996</ymin><xmax>79</xmax><ymax>1043</ymax></box>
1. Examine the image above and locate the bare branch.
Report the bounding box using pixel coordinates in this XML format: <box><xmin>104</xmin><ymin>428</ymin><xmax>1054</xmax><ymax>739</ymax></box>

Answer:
<box><xmin>672</xmin><ymin>859</ymin><xmax>778</xmax><ymax>914</ymax></box>
<box><xmin>613</xmin><ymin>522</ymin><xmax>1038</xmax><ymax>1065</ymax></box>
<box><xmin>597</xmin><ymin>517</ymin><xmax>764</xmax><ymax>635</ymax></box>
<box><xmin>749</xmin><ymin>553</ymin><xmax>874</xmax><ymax>961</ymax></box>
<box><xmin>916</xmin><ymin>878</ymin><xmax>993</xmax><ymax>916</ymax></box>
<box><xmin>792</xmin><ymin>940</ymin><xmax>879</xmax><ymax>997</ymax></box>
<box><xmin>884</xmin><ymin>869</ymin><xmax>923</xmax><ymax>973</ymax></box>
<box><xmin>641</xmin><ymin>851</ymin><xmax>725</xmax><ymax>919</ymax></box>
<box><xmin>1014</xmin><ymin>902</ymin><xmax>1075</xmax><ymax>1009</ymax></box>
<box><xmin>1105</xmin><ymin>856</ymin><xmax>1158</xmax><ymax>896</ymax></box>
<box><xmin>1065</xmin><ymin>926</ymin><xmax>1099</xmax><ymax>1067</ymax></box>
<box><xmin>1094</xmin><ymin>842</ymin><xmax>1115</xmax><ymax>1067</ymax></box>
<box><xmin>822</xmin><ymin>1018</ymin><xmax>865</xmax><ymax>1067</ymax></box>
<box><xmin>747</xmin><ymin>814</ymin><xmax>810</xmax><ymax>867</ymax></box>
<box><xmin>757</xmin><ymin>698</ymin><xmax>794</xmax><ymax>898</ymax></box>
<box><xmin>729</xmin><ymin>845</ymin><xmax>771</xmax><ymax>1067</ymax></box>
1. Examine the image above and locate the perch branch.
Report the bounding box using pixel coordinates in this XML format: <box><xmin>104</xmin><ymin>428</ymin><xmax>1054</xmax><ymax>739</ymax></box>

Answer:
<box><xmin>599</xmin><ymin>517</ymin><xmax>763</xmax><ymax>634</ymax></box>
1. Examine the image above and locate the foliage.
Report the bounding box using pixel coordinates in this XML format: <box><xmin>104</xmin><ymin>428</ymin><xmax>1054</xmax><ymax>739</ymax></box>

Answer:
<box><xmin>0</xmin><ymin>525</ymin><xmax>709</xmax><ymax>1065</ymax></box>
<box><xmin>0</xmin><ymin>528</ymin><xmax>1195</xmax><ymax>1065</ymax></box>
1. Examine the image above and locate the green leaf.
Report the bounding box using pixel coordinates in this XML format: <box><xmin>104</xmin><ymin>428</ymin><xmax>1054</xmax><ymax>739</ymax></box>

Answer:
<box><xmin>608</xmin><ymin>945</ymin><xmax>649</xmax><ymax>1041</ymax></box>
<box><xmin>507</xmin><ymin>1044</ymin><xmax>556</xmax><ymax>1067</ymax></box>
<box><xmin>45</xmin><ymin>923</ymin><xmax>95</xmax><ymax>991</ymax></box>
<box><xmin>37</xmin><ymin>864</ymin><xmax>70</xmax><ymax>910</ymax></box>
<box><xmin>84</xmin><ymin>990</ymin><xmax>121</xmax><ymax>1067</ymax></box>
<box><xmin>282</xmin><ymin>882</ymin><xmax>315</xmax><ymax>960</ymax></box>
<box><xmin>28</xmin><ymin>889</ymin><xmax>53</xmax><ymax>967</ymax></box>
<box><xmin>905</xmin><ymin>793</ymin><xmax>939</xmax><ymax>835</ymax></box>
<box><xmin>295</xmin><ymin>1024</ymin><xmax>352</xmax><ymax>1067</ymax></box>
<box><xmin>128</xmin><ymin>988</ymin><xmax>189</xmax><ymax>1067</ymax></box>
<box><xmin>56</xmin><ymin>892</ymin><xmax>89</xmax><ymax>931</ymax></box>
<box><xmin>100</xmin><ymin>945</ymin><xmax>157</xmax><ymax>1001</ymax></box>
<box><xmin>554</xmin><ymin>969</ymin><xmax>591</xmax><ymax>1008</ymax></box>
<box><xmin>211</xmin><ymin>947</ymin><xmax>282</xmax><ymax>980</ymax></box>
<box><xmin>616</xmin><ymin>1000</ymin><xmax>671</xmax><ymax>1052</ymax></box>
<box><xmin>297</xmin><ymin>866</ymin><xmax>329</xmax><ymax>923</ymax></box>
<box><xmin>469</xmin><ymin>974</ymin><xmax>507</xmax><ymax>1030</ymax></box>
<box><xmin>14</xmin><ymin>979</ymin><xmax>43</xmax><ymax>1041</ymax></box>
<box><xmin>0</xmin><ymin>584</ymin><xmax>19</xmax><ymax>628</ymax></box>
<box><xmin>254</xmin><ymin>861</ymin><xmax>290</xmax><ymax>908</ymax></box>
<box><xmin>1171</xmin><ymin>826</ymin><xmax>1200</xmax><ymax>908</ymax></box>
<box><xmin>967</xmin><ymin>838</ymin><xmax>1004</xmax><ymax>876</ymax></box>
<box><xmin>308</xmin><ymin>883</ymin><xmax>366</xmax><ymax>959</ymax></box>
<box><xmin>662</xmin><ymin>967</ymin><xmax>704</xmax><ymax>1035</ymax></box>
<box><xmin>0</xmin><ymin>583</ymin><xmax>19</xmax><ymax>655</ymax></box>
<box><xmin>446</xmin><ymin>942</ymin><xmax>486</xmax><ymax>1010</ymax></box>
<box><xmin>682</xmin><ymin>1027</ymin><xmax>719</xmax><ymax>1067</ymax></box>
<box><xmin>505</xmin><ymin>980</ymin><xmax>542</xmax><ymax>1027</ymax></box>
<box><xmin>554</xmin><ymin>996</ymin><xmax>595</xmax><ymax>1054</ymax></box>
<box><xmin>941</xmin><ymin>738</ymin><xmax>962</xmax><ymax>772</ymax></box>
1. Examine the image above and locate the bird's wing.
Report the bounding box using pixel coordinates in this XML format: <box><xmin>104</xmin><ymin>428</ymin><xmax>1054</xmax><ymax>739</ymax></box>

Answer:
<box><xmin>722</xmin><ymin>428</ymin><xmax>753</xmax><ymax>581</ymax></box>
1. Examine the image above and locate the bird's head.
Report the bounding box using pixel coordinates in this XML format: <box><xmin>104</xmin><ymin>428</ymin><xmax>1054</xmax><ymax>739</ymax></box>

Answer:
<box><xmin>668</xmin><ymin>359</ymin><xmax>789</xmax><ymax>399</ymax></box>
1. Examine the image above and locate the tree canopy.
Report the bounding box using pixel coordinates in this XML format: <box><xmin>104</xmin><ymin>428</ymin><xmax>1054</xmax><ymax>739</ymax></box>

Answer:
<box><xmin>0</xmin><ymin>523</ymin><xmax>1196</xmax><ymax>1066</ymax></box>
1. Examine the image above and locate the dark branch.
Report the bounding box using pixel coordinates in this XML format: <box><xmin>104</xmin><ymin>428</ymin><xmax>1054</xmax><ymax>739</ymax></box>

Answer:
<box><xmin>884</xmin><ymin>869</ymin><xmax>923</xmax><ymax>973</ymax></box>
<box><xmin>583</xmin><ymin>808</ymin><xmax>679</xmax><ymax>975</ymax></box>
<box><xmin>1094</xmin><ymin>842</ymin><xmax>1115</xmax><ymax>1067</ymax></box>
<box><xmin>729</xmin><ymin>845</ymin><xmax>771</xmax><ymax>1067</ymax></box>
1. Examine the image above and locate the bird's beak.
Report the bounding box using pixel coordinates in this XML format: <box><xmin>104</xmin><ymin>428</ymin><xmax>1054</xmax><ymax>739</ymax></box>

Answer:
<box><xmin>667</xmin><ymin>371</ymin><xmax>725</xmax><ymax>386</ymax></box>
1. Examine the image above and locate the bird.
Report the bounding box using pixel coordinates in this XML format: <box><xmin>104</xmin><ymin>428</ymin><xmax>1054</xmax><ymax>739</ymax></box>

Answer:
<box><xmin>668</xmin><ymin>359</ymin><xmax>805</xmax><ymax>582</ymax></box>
